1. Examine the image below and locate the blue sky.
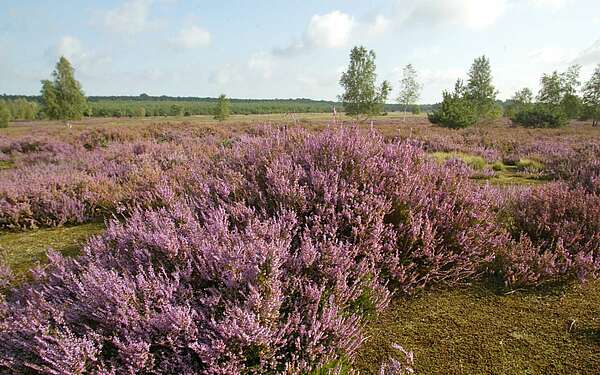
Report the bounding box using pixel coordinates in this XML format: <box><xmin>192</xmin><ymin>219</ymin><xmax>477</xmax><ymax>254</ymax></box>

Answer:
<box><xmin>1</xmin><ymin>0</ymin><xmax>599</xmax><ymax>103</ymax></box>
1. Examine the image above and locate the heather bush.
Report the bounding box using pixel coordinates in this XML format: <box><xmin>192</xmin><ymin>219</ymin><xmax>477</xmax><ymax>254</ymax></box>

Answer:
<box><xmin>0</xmin><ymin>128</ymin><xmax>515</xmax><ymax>372</ymax></box>
<box><xmin>2</xmin><ymin>125</ymin><xmax>600</xmax><ymax>372</ymax></box>
<box><xmin>497</xmin><ymin>183</ymin><xmax>600</xmax><ymax>286</ymax></box>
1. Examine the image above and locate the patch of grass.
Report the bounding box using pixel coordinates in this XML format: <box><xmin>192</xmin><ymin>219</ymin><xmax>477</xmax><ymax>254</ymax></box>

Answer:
<box><xmin>354</xmin><ymin>281</ymin><xmax>600</xmax><ymax>374</ymax></box>
<box><xmin>492</xmin><ymin>160</ymin><xmax>507</xmax><ymax>171</ymax></box>
<box><xmin>479</xmin><ymin>165</ymin><xmax>549</xmax><ymax>186</ymax></box>
<box><xmin>0</xmin><ymin>160</ymin><xmax>13</xmax><ymax>170</ymax></box>
<box><xmin>516</xmin><ymin>158</ymin><xmax>544</xmax><ymax>173</ymax></box>
<box><xmin>0</xmin><ymin>223</ymin><xmax>104</xmax><ymax>279</ymax></box>
<box><xmin>431</xmin><ymin>152</ymin><xmax>487</xmax><ymax>170</ymax></box>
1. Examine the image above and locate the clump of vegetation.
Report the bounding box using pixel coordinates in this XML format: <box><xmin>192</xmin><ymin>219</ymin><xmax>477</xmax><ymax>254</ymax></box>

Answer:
<box><xmin>430</xmin><ymin>55</ymin><xmax>499</xmax><ymax>128</ymax></box>
<box><xmin>511</xmin><ymin>104</ymin><xmax>567</xmax><ymax>128</ymax></box>
<box><xmin>429</xmin><ymin>85</ymin><xmax>477</xmax><ymax>129</ymax></box>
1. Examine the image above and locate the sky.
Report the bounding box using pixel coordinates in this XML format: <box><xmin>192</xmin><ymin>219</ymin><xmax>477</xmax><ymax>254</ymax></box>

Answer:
<box><xmin>1</xmin><ymin>0</ymin><xmax>599</xmax><ymax>103</ymax></box>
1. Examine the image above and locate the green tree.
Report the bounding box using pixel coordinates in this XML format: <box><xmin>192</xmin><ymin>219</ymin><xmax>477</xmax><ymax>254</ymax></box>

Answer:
<box><xmin>213</xmin><ymin>94</ymin><xmax>230</xmax><ymax>121</ymax></box>
<box><xmin>466</xmin><ymin>55</ymin><xmax>499</xmax><ymax>119</ymax></box>
<box><xmin>560</xmin><ymin>64</ymin><xmax>582</xmax><ymax>118</ymax></box>
<box><xmin>0</xmin><ymin>100</ymin><xmax>10</xmax><ymax>128</ymax></box>
<box><xmin>582</xmin><ymin>64</ymin><xmax>600</xmax><ymax>127</ymax></box>
<box><xmin>41</xmin><ymin>56</ymin><xmax>87</xmax><ymax>120</ymax></box>
<box><xmin>505</xmin><ymin>88</ymin><xmax>533</xmax><ymax>118</ymax></box>
<box><xmin>397</xmin><ymin>64</ymin><xmax>422</xmax><ymax>122</ymax></box>
<box><xmin>538</xmin><ymin>71</ymin><xmax>563</xmax><ymax>107</ymax></box>
<box><xmin>428</xmin><ymin>82</ymin><xmax>477</xmax><ymax>129</ymax></box>
<box><xmin>339</xmin><ymin>46</ymin><xmax>391</xmax><ymax>121</ymax></box>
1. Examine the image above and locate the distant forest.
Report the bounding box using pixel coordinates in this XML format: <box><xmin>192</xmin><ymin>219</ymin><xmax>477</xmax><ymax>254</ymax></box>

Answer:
<box><xmin>0</xmin><ymin>94</ymin><xmax>440</xmax><ymax>119</ymax></box>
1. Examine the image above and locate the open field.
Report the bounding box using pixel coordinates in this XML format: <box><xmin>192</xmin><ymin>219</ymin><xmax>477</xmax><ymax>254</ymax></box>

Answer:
<box><xmin>1</xmin><ymin>115</ymin><xmax>599</xmax><ymax>373</ymax></box>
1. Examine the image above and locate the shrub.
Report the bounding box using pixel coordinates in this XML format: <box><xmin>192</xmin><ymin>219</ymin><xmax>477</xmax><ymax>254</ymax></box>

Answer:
<box><xmin>497</xmin><ymin>183</ymin><xmax>600</xmax><ymax>286</ymax></box>
<box><xmin>511</xmin><ymin>104</ymin><xmax>567</xmax><ymax>128</ymax></box>
<box><xmin>429</xmin><ymin>92</ymin><xmax>477</xmax><ymax>129</ymax></box>
<box><xmin>0</xmin><ymin>128</ymin><xmax>510</xmax><ymax>372</ymax></box>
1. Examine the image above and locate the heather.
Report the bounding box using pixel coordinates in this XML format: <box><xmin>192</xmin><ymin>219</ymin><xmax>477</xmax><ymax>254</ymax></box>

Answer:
<box><xmin>1</xmin><ymin>122</ymin><xmax>600</xmax><ymax>373</ymax></box>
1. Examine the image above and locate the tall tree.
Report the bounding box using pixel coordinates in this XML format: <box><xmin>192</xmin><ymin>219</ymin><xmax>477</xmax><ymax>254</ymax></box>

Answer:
<box><xmin>538</xmin><ymin>71</ymin><xmax>563</xmax><ymax>107</ymax></box>
<box><xmin>505</xmin><ymin>88</ymin><xmax>533</xmax><ymax>118</ymax></box>
<box><xmin>582</xmin><ymin>64</ymin><xmax>600</xmax><ymax>127</ymax></box>
<box><xmin>41</xmin><ymin>56</ymin><xmax>87</xmax><ymax>120</ymax></box>
<box><xmin>512</xmin><ymin>88</ymin><xmax>533</xmax><ymax>106</ymax></box>
<box><xmin>560</xmin><ymin>64</ymin><xmax>582</xmax><ymax>118</ymax></box>
<box><xmin>397</xmin><ymin>64</ymin><xmax>422</xmax><ymax>122</ymax></box>
<box><xmin>0</xmin><ymin>100</ymin><xmax>10</xmax><ymax>128</ymax></box>
<box><xmin>213</xmin><ymin>94</ymin><xmax>230</xmax><ymax>121</ymax></box>
<box><xmin>339</xmin><ymin>46</ymin><xmax>391</xmax><ymax>121</ymax></box>
<box><xmin>466</xmin><ymin>55</ymin><xmax>498</xmax><ymax>119</ymax></box>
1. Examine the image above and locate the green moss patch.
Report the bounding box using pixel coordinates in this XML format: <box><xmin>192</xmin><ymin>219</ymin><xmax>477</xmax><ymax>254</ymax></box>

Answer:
<box><xmin>0</xmin><ymin>222</ymin><xmax>104</xmax><ymax>279</ymax></box>
<box><xmin>355</xmin><ymin>282</ymin><xmax>600</xmax><ymax>374</ymax></box>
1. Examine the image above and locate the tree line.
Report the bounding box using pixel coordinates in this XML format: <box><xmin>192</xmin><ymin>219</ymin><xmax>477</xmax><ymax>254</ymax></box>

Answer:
<box><xmin>337</xmin><ymin>46</ymin><xmax>600</xmax><ymax>128</ymax></box>
<box><xmin>1</xmin><ymin>52</ymin><xmax>598</xmax><ymax>128</ymax></box>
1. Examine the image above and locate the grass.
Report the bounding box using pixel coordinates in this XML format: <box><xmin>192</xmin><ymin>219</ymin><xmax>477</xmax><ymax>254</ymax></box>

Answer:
<box><xmin>0</xmin><ymin>222</ymin><xmax>104</xmax><ymax>280</ymax></box>
<box><xmin>432</xmin><ymin>151</ymin><xmax>487</xmax><ymax>170</ymax></box>
<box><xmin>354</xmin><ymin>282</ymin><xmax>600</xmax><ymax>374</ymax></box>
<box><xmin>0</xmin><ymin>160</ymin><xmax>13</xmax><ymax>170</ymax></box>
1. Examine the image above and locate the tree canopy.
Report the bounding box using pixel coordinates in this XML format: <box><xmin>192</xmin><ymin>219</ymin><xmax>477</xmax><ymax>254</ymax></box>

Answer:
<box><xmin>41</xmin><ymin>56</ymin><xmax>87</xmax><ymax>120</ymax></box>
<box><xmin>466</xmin><ymin>55</ymin><xmax>499</xmax><ymax>119</ymax></box>
<box><xmin>397</xmin><ymin>64</ymin><xmax>421</xmax><ymax>121</ymax></box>
<box><xmin>213</xmin><ymin>94</ymin><xmax>231</xmax><ymax>121</ymax></box>
<box><xmin>582</xmin><ymin>64</ymin><xmax>600</xmax><ymax>127</ymax></box>
<box><xmin>339</xmin><ymin>46</ymin><xmax>391</xmax><ymax>121</ymax></box>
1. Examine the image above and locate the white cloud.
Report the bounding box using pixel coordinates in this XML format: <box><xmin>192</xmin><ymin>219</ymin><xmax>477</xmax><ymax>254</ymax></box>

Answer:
<box><xmin>47</xmin><ymin>36</ymin><xmax>112</xmax><ymax>75</ymax></box>
<box><xmin>209</xmin><ymin>64</ymin><xmax>242</xmax><ymax>86</ymax></box>
<box><xmin>417</xmin><ymin>67</ymin><xmax>465</xmax><ymax>86</ymax></box>
<box><xmin>248</xmin><ymin>52</ymin><xmax>275</xmax><ymax>79</ymax></box>
<box><xmin>365</xmin><ymin>15</ymin><xmax>390</xmax><ymax>36</ymax></box>
<box><xmin>527</xmin><ymin>0</ymin><xmax>569</xmax><ymax>9</ymax></box>
<box><xmin>274</xmin><ymin>10</ymin><xmax>355</xmax><ymax>56</ymax></box>
<box><xmin>305</xmin><ymin>11</ymin><xmax>355</xmax><ymax>49</ymax></box>
<box><xmin>572</xmin><ymin>39</ymin><xmax>600</xmax><ymax>66</ymax></box>
<box><xmin>55</xmin><ymin>36</ymin><xmax>86</xmax><ymax>61</ymax></box>
<box><xmin>172</xmin><ymin>25</ymin><xmax>211</xmax><ymax>49</ymax></box>
<box><xmin>401</xmin><ymin>0</ymin><xmax>507</xmax><ymax>30</ymax></box>
<box><xmin>103</xmin><ymin>0</ymin><xmax>152</xmax><ymax>34</ymax></box>
<box><xmin>528</xmin><ymin>47</ymin><xmax>578</xmax><ymax>65</ymax></box>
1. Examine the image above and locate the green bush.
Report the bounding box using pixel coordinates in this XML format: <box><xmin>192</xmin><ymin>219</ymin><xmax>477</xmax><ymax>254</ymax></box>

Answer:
<box><xmin>429</xmin><ymin>92</ymin><xmax>477</xmax><ymax>129</ymax></box>
<box><xmin>511</xmin><ymin>104</ymin><xmax>567</xmax><ymax>128</ymax></box>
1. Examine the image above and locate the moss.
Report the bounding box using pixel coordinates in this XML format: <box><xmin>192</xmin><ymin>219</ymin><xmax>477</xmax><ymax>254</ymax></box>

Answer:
<box><xmin>354</xmin><ymin>281</ymin><xmax>600</xmax><ymax>374</ymax></box>
<box><xmin>0</xmin><ymin>222</ymin><xmax>104</xmax><ymax>280</ymax></box>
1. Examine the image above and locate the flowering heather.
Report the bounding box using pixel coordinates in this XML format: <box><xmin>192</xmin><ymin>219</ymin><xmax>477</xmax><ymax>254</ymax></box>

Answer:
<box><xmin>496</xmin><ymin>183</ymin><xmax>600</xmax><ymax>286</ymax></box>
<box><xmin>1</xmin><ymin>125</ymin><xmax>600</xmax><ymax>372</ymax></box>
